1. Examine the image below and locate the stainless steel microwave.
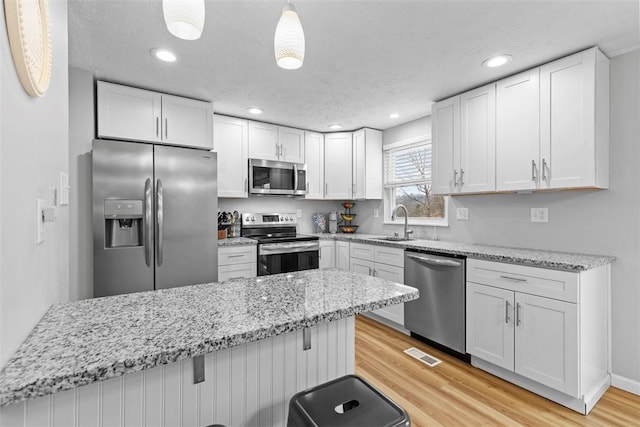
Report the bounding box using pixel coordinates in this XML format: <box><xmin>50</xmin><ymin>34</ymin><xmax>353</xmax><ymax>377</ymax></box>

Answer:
<box><xmin>248</xmin><ymin>158</ymin><xmax>307</xmax><ymax>196</ymax></box>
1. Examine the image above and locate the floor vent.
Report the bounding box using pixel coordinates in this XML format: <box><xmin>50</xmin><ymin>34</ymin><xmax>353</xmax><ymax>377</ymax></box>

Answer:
<box><xmin>403</xmin><ymin>347</ymin><xmax>442</xmax><ymax>367</ymax></box>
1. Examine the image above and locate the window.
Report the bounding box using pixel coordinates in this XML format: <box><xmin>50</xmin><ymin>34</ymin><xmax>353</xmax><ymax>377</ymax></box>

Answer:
<box><xmin>384</xmin><ymin>137</ymin><xmax>448</xmax><ymax>226</ymax></box>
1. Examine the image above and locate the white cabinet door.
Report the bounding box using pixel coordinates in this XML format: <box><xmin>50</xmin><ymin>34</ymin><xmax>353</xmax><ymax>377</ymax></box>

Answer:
<box><xmin>335</xmin><ymin>241</ymin><xmax>350</xmax><ymax>271</ymax></box>
<box><xmin>218</xmin><ymin>264</ymin><xmax>256</xmax><ymax>282</ymax></box>
<box><xmin>350</xmin><ymin>258</ymin><xmax>374</xmax><ymax>276</ymax></box>
<box><xmin>324</xmin><ymin>133</ymin><xmax>353</xmax><ymax>199</ymax></box>
<box><xmin>318</xmin><ymin>240</ymin><xmax>335</xmax><ymax>269</ymax></box>
<box><xmin>466</xmin><ymin>283</ymin><xmax>515</xmax><ymax>371</ymax></box>
<box><xmin>248</xmin><ymin>121</ymin><xmax>279</xmax><ymax>161</ymax></box>
<box><xmin>514</xmin><ymin>293</ymin><xmax>579</xmax><ymax>397</ymax></box>
<box><xmin>496</xmin><ymin>69</ymin><xmax>541</xmax><ymax>191</ymax></box>
<box><xmin>279</xmin><ymin>126</ymin><xmax>305</xmax><ymax>163</ymax></box>
<box><xmin>372</xmin><ymin>264</ymin><xmax>405</xmax><ymax>325</ymax></box>
<box><xmin>540</xmin><ymin>49</ymin><xmax>599</xmax><ymax>190</ymax></box>
<box><xmin>97</xmin><ymin>81</ymin><xmax>162</xmax><ymax>143</ymax></box>
<box><xmin>363</xmin><ymin>129</ymin><xmax>383</xmax><ymax>199</ymax></box>
<box><xmin>459</xmin><ymin>83</ymin><xmax>496</xmax><ymax>193</ymax></box>
<box><xmin>432</xmin><ymin>96</ymin><xmax>459</xmax><ymax>195</ymax></box>
<box><xmin>305</xmin><ymin>132</ymin><xmax>324</xmax><ymax>199</ymax></box>
<box><xmin>213</xmin><ymin>115</ymin><xmax>248</xmax><ymax>198</ymax></box>
<box><xmin>352</xmin><ymin>129</ymin><xmax>366</xmax><ymax>199</ymax></box>
<box><xmin>161</xmin><ymin>94</ymin><xmax>213</xmax><ymax>149</ymax></box>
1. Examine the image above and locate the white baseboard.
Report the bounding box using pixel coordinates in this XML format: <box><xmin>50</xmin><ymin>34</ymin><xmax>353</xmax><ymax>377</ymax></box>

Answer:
<box><xmin>611</xmin><ymin>374</ymin><xmax>640</xmax><ymax>396</ymax></box>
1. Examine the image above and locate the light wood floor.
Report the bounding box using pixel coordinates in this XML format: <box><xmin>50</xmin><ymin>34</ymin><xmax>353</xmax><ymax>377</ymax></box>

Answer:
<box><xmin>355</xmin><ymin>315</ymin><xmax>640</xmax><ymax>427</ymax></box>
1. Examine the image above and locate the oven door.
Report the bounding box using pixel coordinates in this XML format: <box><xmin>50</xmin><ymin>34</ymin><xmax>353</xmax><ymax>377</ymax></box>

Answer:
<box><xmin>258</xmin><ymin>241</ymin><xmax>319</xmax><ymax>276</ymax></box>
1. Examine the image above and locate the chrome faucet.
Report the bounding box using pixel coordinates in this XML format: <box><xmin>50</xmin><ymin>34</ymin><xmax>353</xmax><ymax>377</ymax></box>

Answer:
<box><xmin>391</xmin><ymin>204</ymin><xmax>413</xmax><ymax>239</ymax></box>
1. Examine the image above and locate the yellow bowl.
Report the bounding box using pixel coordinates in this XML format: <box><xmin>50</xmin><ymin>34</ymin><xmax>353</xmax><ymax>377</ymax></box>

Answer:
<box><xmin>341</xmin><ymin>213</ymin><xmax>357</xmax><ymax>221</ymax></box>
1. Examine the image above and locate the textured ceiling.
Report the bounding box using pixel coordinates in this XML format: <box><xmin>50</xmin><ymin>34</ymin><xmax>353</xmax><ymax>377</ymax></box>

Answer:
<box><xmin>68</xmin><ymin>0</ymin><xmax>640</xmax><ymax>132</ymax></box>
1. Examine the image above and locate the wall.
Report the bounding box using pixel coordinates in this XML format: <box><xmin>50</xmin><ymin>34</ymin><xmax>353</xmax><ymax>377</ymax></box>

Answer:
<box><xmin>0</xmin><ymin>0</ymin><xmax>70</xmax><ymax>368</ymax></box>
<box><xmin>373</xmin><ymin>49</ymin><xmax>640</xmax><ymax>390</ymax></box>
<box><xmin>68</xmin><ymin>68</ymin><xmax>95</xmax><ymax>301</ymax></box>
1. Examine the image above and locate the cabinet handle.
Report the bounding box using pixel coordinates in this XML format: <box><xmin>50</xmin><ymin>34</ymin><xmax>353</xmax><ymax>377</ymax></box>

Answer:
<box><xmin>531</xmin><ymin>160</ymin><xmax>537</xmax><ymax>181</ymax></box>
<box><xmin>165</xmin><ymin>118</ymin><xmax>168</xmax><ymax>139</ymax></box>
<box><xmin>280</xmin><ymin>144</ymin><xmax>284</xmax><ymax>159</ymax></box>
<box><xmin>453</xmin><ymin>169</ymin><xmax>458</xmax><ymax>187</ymax></box>
<box><xmin>516</xmin><ymin>303</ymin><xmax>522</xmax><ymax>326</ymax></box>
<box><xmin>325</xmin><ymin>183</ymin><xmax>328</xmax><ymax>195</ymax></box>
<box><xmin>156</xmin><ymin>117</ymin><xmax>159</xmax><ymax>138</ymax></box>
<box><xmin>542</xmin><ymin>158</ymin><xmax>548</xmax><ymax>182</ymax></box>
<box><xmin>505</xmin><ymin>300</ymin><xmax>510</xmax><ymax>324</ymax></box>
<box><xmin>372</xmin><ymin>269</ymin><xmax>377</xmax><ymax>277</ymax></box>
<box><xmin>459</xmin><ymin>168</ymin><xmax>465</xmax><ymax>187</ymax></box>
<box><xmin>275</xmin><ymin>144</ymin><xmax>279</xmax><ymax>158</ymax></box>
<box><xmin>499</xmin><ymin>275</ymin><xmax>527</xmax><ymax>282</ymax></box>
<box><xmin>352</xmin><ymin>183</ymin><xmax>356</xmax><ymax>196</ymax></box>
<box><xmin>245</xmin><ymin>178</ymin><xmax>248</xmax><ymax>193</ymax></box>
<box><xmin>227</xmin><ymin>254</ymin><xmax>245</xmax><ymax>258</ymax></box>
<box><xmin>307</xmin><ymin>181</ymin><xmax>309</xmax><ymax>192</ymax></box>
<box><xmin>368</xmin><ymin>267</ymin><xmax>372</xmax><ymax>275</ymax></box>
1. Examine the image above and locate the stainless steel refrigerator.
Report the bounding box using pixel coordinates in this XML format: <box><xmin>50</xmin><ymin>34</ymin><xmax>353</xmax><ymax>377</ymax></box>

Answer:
<box><xmin>92</xmin><ymin>139</ymin><xmax>217</xmax><ymax>297</ymax></box>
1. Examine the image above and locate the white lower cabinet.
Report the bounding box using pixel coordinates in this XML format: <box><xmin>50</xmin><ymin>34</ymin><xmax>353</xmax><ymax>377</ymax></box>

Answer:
<box><xmin>319</xmin><ymin>240</ymin><xmax>335</xmax><ymax>269</ymax></box>
<box><xmin>218</xmin><ymin>245</ymin><xmax>257</xmax><ymax>282</ymax></box>
<box><xmin>466</xmin><ymin>258</ymin><xmax>610</xmax><ymax>414</ymax></box>
<box><xmin>335</xmin><ymin>241</ymin><xmax>350</xmax><ymax>271</ymax></box>
<box><xmin>349</xmin><ymin>243</ymin><xmax>405</xmax><ymax>326</ymax></box>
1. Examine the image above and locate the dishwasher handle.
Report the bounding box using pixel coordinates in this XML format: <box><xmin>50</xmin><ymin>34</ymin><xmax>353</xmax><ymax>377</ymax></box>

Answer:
<box><xmin>406</xmin><ymin>253</ymin><xmax>462</xmax><ymax>267</ymax></box>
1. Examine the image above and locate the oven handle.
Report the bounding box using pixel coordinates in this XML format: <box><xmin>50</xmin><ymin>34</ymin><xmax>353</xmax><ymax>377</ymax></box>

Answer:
<box><xmin>260</xmin><ymin>241</ymin><xmax>320</xmax><ymax>255</ymax></box>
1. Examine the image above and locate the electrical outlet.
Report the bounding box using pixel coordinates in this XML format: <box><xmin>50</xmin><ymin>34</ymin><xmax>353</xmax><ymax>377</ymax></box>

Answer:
<box><xmin>36</xmin><ymin>199</ymin><xmax>45</xmax><ymax>244</ymax></box>
<box><xmin>456</xmin><ymin>207</ymin><xmax>469</xmax><ymax>220</ymax></box>
<box><xmin>373</xmin><ymin>209</ymin><xmax>379</xmax><ymax>218</ymax></box>
<box><xmin>296</xmin><ymin>209</ymin><xmax>302</xmax><ymax>218</ymax></box>
<box><xmin>530</xmin><ymin>208</ymin><xmax>549</xmax><ymax>223</ymax></box>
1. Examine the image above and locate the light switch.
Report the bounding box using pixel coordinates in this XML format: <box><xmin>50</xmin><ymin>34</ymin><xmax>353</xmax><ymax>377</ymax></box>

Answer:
<box><xmin>456</xmin><ymin>207</ymin><xmax>469</xmax><ymax>220</ymax></box>
<box><xmin>296</xmin><ymin>209</ymin><xmax>302</xmax><ymax>218</ymax></box>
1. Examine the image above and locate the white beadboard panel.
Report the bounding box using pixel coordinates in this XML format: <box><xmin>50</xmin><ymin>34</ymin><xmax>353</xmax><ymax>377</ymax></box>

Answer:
<box><xmin>180</xmin><ymin>360</ymin><xmax>198</xmax><ymax>427</ymax></box>
<box><xmin>25</xmin><ymin>394</ymin><xmax>49</xmax><ymax>427</ymax></box>
<box><xmin>52</xmin><ymin>388</ymin><xmax>76</xmax><ymax>427</ymax></box>
<box><xmin>142</xmin><ymin>366</ymin><xmax>163</xmax><ymax>427</ymax></box>
<box><xmin>77</xmin><ymin>381</ymin><xmax>100</xmax><ymax>427</ymax></box>
<box><xmin>1</xmin><ymin>317</ymin><xmax>356</xmax><ymax>427</ymax></box>
<box><xmin>215</xmin><ymin>348</ymin><xmax>231</xmax><ymax>426</ymax></box>
<box><xmin>101</xmin><ymin>377</ymin><xmax>123</xmax><ymax>427</ymax></box>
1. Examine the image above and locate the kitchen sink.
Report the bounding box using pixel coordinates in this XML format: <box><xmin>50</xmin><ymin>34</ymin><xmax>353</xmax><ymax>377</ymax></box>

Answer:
<box><xmin>377</xmin><ymin>236</ymin><xmax>414</xmax><ymax>242</ymax></box>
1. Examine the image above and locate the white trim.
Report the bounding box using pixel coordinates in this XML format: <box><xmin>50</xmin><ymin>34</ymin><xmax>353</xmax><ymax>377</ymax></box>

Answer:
<box><xmin>383</xmin><ymin>134</ymin><xmax>432</xmax><ymax>151</ymax></box>
<box><xmin>611</xmin><ymin>374</ymin><xmax>640</xmax><ymax>396</ymax></box>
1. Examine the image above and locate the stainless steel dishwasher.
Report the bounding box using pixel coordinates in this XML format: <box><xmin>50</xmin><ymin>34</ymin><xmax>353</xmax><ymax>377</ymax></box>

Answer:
<box><xmin>404</xmin><ymin>250</ymin><xmax>466</xmax><ymax>356</ymax></box>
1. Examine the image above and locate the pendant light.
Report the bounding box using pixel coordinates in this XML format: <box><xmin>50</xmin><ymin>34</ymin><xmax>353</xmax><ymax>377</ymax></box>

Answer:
<box><xmin>274</xmin><ymin>1</ymin><xmax>305</xmax><ymax>70</ymax></box>
<box><xmin>162</xmin><ymin>0</ymin><xmax>205</xmax><ymax>41</ymax></box>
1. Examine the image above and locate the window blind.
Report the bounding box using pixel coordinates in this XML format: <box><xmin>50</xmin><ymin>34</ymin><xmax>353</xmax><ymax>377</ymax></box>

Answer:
<box><xmin>384</xmin><ymin>141</ymin><xmax>432</xmax><ymax>186</ymax></box>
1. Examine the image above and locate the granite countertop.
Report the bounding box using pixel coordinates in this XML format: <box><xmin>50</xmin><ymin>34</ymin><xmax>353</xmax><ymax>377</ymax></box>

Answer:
<box><xmin>0</xmin><ymin>269</ymin><xmax>417</xmax><ymax>406</ymax></box>
<box><xmin>315</xmin><ymin>233</ymin><xmax>615</xmax><ymax>271</ymax></box>
<box><xmin>218</xmin><ymin>237</ymin><xmax>257</xmax><ymax>247</ymax></box>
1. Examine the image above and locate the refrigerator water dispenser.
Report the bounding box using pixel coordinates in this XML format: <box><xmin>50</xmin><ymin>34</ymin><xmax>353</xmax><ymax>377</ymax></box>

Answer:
<box><xmin>104</xmin><ymin>200</ymin><xmax>143</xmax><ymax>248</ymax></box>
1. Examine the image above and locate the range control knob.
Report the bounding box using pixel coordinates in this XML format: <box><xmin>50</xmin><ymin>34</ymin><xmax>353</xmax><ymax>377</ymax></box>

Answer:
<box><xmin>279</xmin><ymin>216</ymin><xmax>284</xmax><ymax>221</ymax></box>
<box><xmin>286</xmin><ymin>216</ymin><xmax>292</xmax><ymax>221</ymax></box>
<box><xmin>244</xmin><ymin>215</ymin><xmax>250</xmax><ymax>222</ymax></box>
<box><xmin>251</xmin><ymin>216</ymin><xmax>256</xmax><ymax>222</ymax></box>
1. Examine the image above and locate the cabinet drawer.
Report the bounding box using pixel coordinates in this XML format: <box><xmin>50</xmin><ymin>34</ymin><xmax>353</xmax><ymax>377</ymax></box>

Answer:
<box><xmin>350</xmin><ymin>242</ymin><xmax>375</xmax><ymax>261</ymax></box>
<box><xmin>218</xmin><ymin>263</ymin><xmax>256</xmax><ymax>282</ymax></box>
<box><xmin>218</xmin><ymin>245</ymin><xmax>257</xmax><ymax>266</ymax></box>
<box><xmin>467</xmin><ymin>259</ymin><xmax>578</xmax><ymax>303</ymax></box>
<box><xmin>374</xmin><ymin>246</ymin><xmax>404</xmax><ymax>268</ymax></box>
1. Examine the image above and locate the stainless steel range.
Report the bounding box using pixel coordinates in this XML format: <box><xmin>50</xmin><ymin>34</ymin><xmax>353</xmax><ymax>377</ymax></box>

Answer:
<box><xmin>241</xmin><ymin>212</ymin><xmax>319</xmax><ymax>276</ymax></box>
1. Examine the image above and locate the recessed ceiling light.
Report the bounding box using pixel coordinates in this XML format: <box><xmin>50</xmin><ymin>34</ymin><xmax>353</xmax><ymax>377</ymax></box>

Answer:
<box><xmin>482</xmin><ymin>54</ymin><xmax>512</xmax><ymax>68</ymax></box>
<box><xmin>247</xmin><ymin>107</ymin><xmax>263</xmax><ymax>115</ymax></box>
<box><xmin>389</xmin><ymin>113</ymin><xmax>400</xmax><ymax>119</ymax></box>
<box><xmin>329</xmin><ymin>124</ymin><xmax>342</xmax><ymax>130</ymax></box>
<box><xmin>150</xmin><ymin>48</ymin><xmax>177</xmax><ymax>63</ymax></box>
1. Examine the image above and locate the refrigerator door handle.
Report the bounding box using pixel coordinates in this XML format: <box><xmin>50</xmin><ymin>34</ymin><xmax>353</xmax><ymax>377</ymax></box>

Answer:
<box><xmin>144</xmin><ymin>178</ymin><xmax>153</xmax><ymax>267</ymax></box>
<box><xmin>156</xmin><ymin>179</ymin><xmax>164</xmax><ymax>266</ymax></box>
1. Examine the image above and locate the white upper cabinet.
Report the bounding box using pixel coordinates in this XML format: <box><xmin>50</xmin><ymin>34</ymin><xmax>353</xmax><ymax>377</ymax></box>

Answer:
<box><xmin>97</xmin><ymin>81</ymin><xmax>213</xmax><ymax>150</ymax></box>
<box><xmin>278</xmin><ymin>126</ymin><xmax>305</xmax><ymax>163</ymax></box>
<box><xmin>248</xmin><ymin>121</ymin><xmax>305</xmax><ymax>163</ymax></box>
<box><xmin>433</xmin><ymin>83</ymin><xmax>495</xmax><ymax>195</ymax></box>
<box><xmin>459</xmin><ymin>83</ymin><xmax>496</xmax><ymax>193</ymax></box>
<box><xmin>540</xmin><ymin>47</ymin><xmax>609</xmax><ymax>190</ymax></box>
<box><xmin>305</xmin><ymin>131</ymin><xmax>324</xmax><ymax>199</ymax></box>
<box><xmin>324</xmin><ymin>132</ymin><xmax>353</xmax><ymax>199</ymax></box>
<box><xmin>496</xmin><ymin>69</ymin><xmax>541</xmax><ymax>191</ymax></box>
<box><xmin>213</xmin><ymin>114</ymin><xmax>248</xmax><ymax>198</ymax></box>
<box><xmin>248</xmin><ymin>121</ymin><xmax>279</xmax><ymax>160</ymax></box>
<box><xmin>432</xmin><ymin>96</ymin><xmax>459</xmax><ymax>194</ymax></box>
<box><xmin>353</xmin><ymin>128</ymin><xmax>383</xmax><ymax>200</ymax></box>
